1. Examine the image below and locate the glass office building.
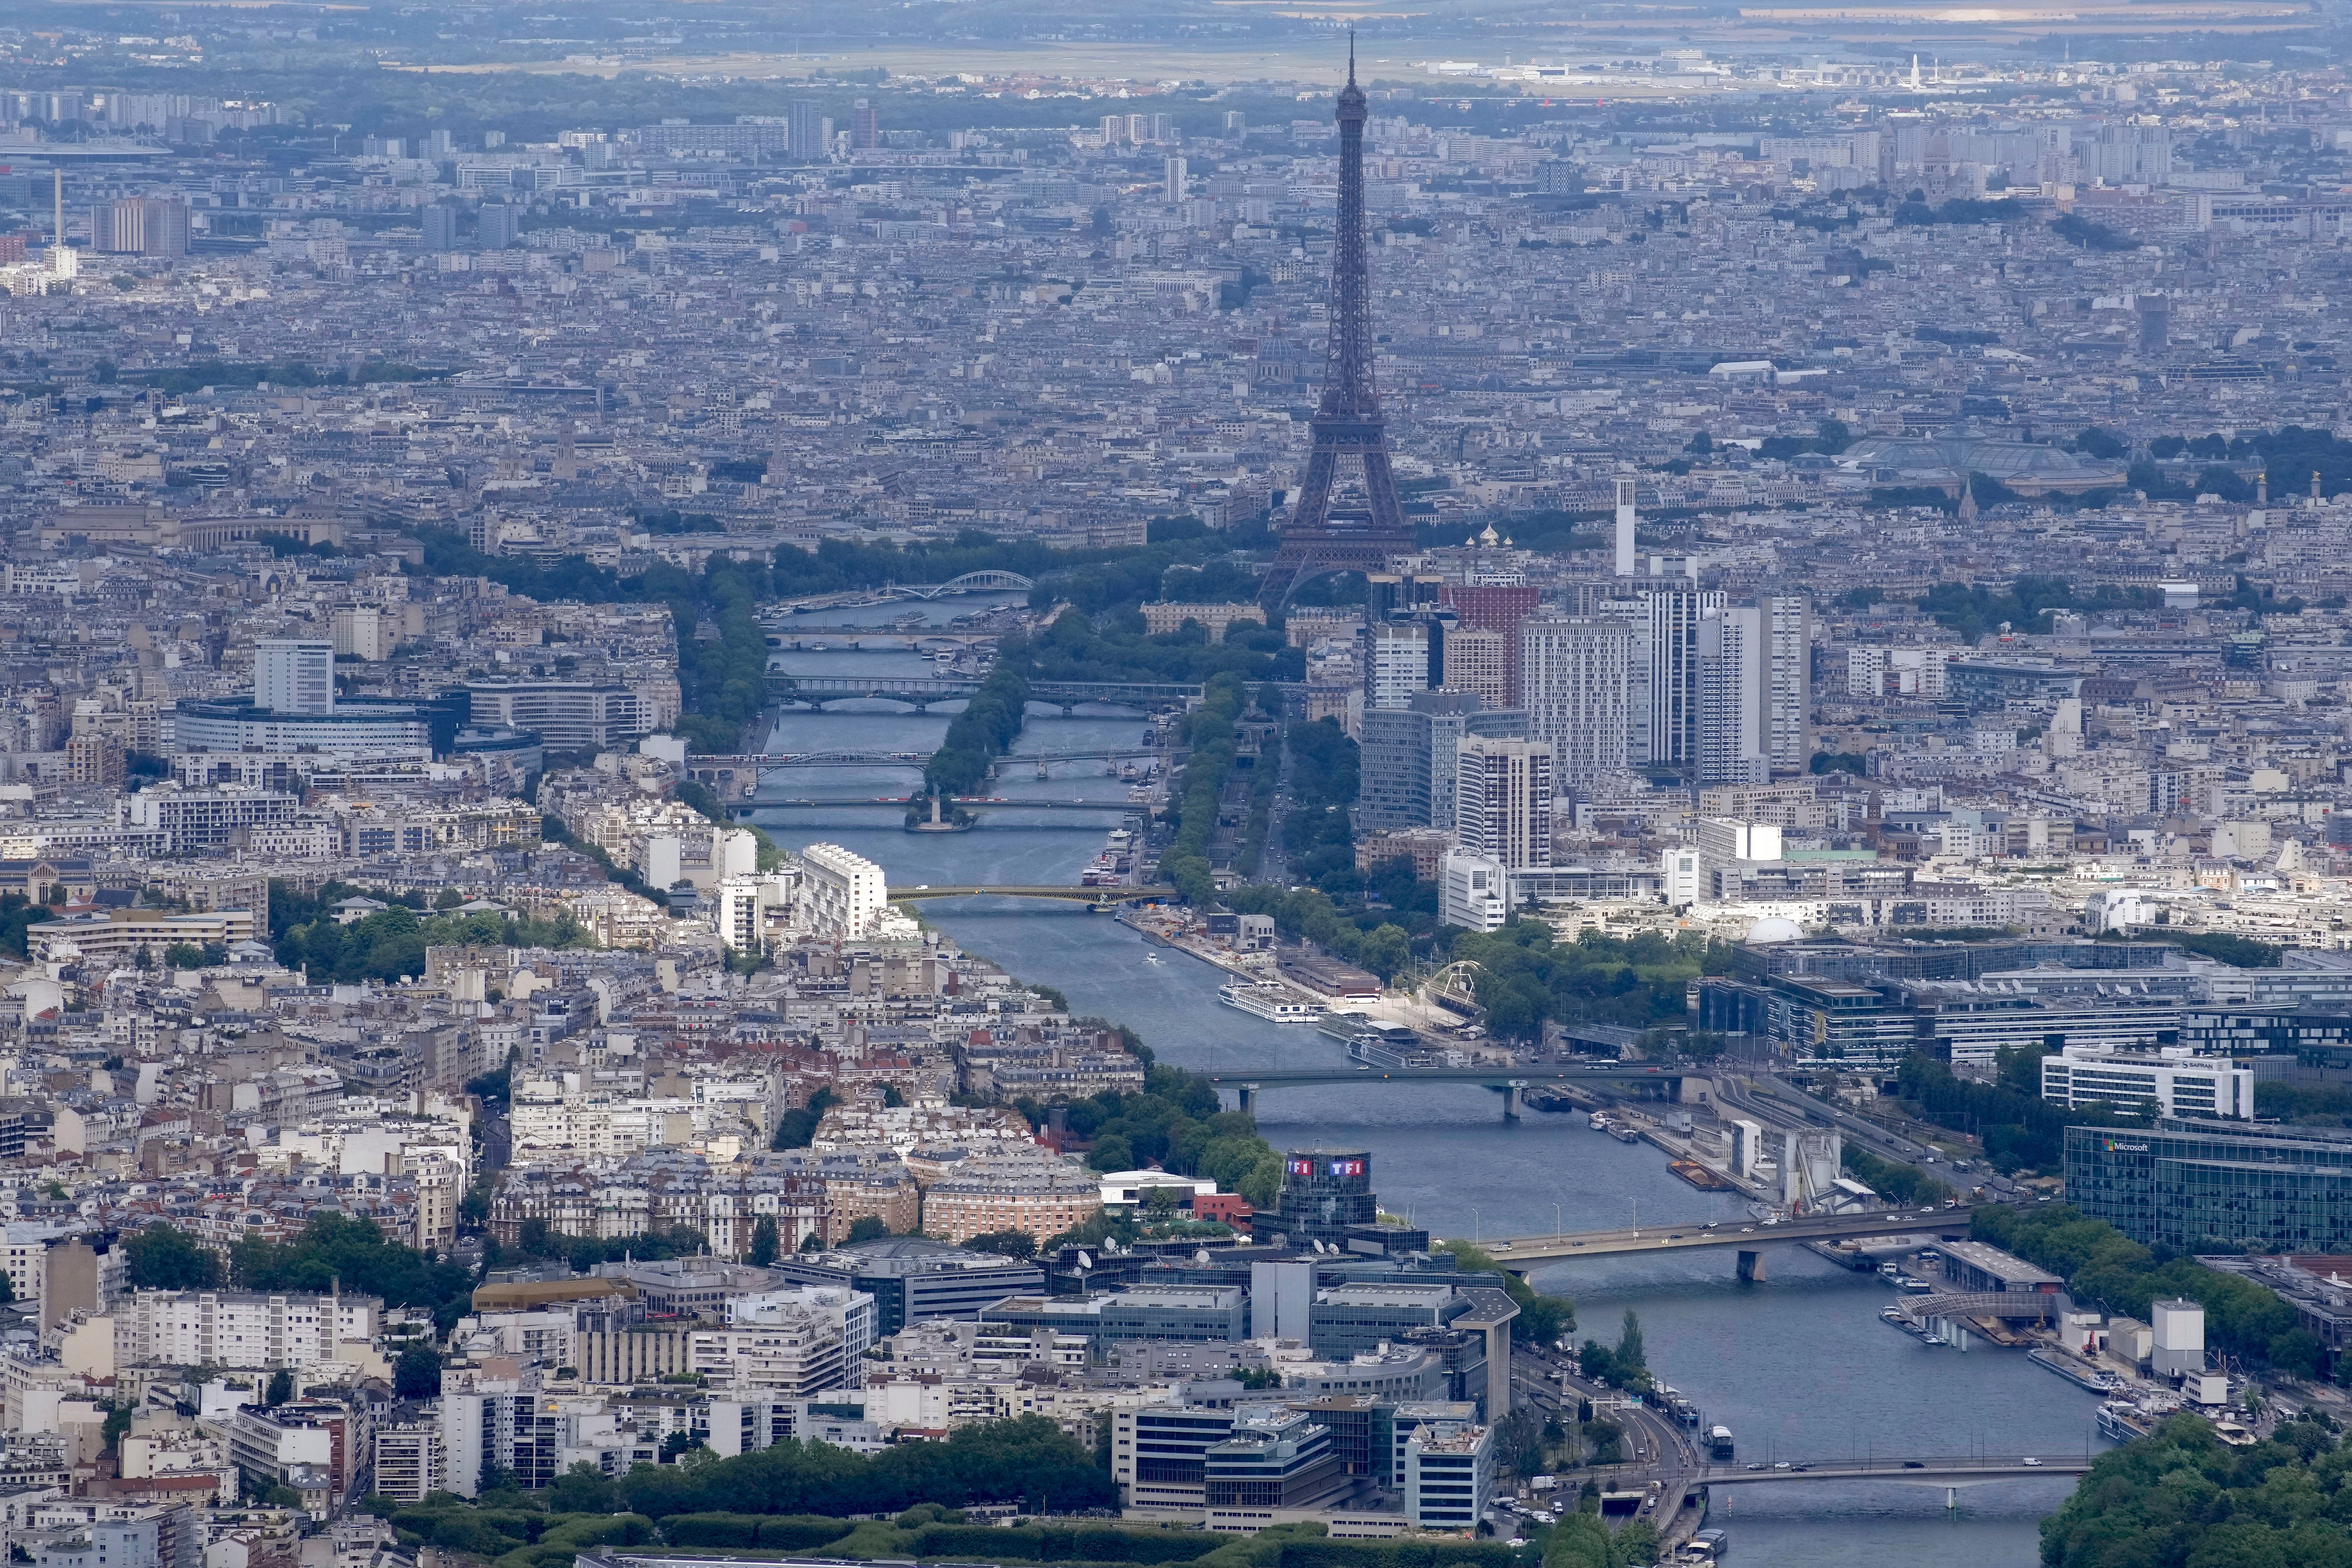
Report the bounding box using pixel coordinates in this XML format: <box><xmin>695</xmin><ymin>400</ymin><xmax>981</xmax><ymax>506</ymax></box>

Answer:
<box><xmin>2064</xmin><ymin>1120</ymin><xmax>2352</xmax><ymax>1252</ymax></box>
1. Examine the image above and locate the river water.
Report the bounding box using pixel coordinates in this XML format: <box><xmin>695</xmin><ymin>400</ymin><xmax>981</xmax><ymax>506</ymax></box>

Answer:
<box><xmin>754</xmin><ymin>638</ymin><xmax>2091</xmax><ymax>1567</ymax></box>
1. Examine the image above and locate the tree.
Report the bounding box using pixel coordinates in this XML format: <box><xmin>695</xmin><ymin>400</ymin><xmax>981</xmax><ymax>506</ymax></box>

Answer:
<box><xmin>1355</xmin><ymin>922</ymin><xmax>1410</xmax><ymax>981</ymax></box>
<box><xmin>747</xmin><ymin>1215</ymin><xmax>781</xmax><ymax>1268</ymax></box>
<box><xmin>393</xmin><ymin>1344</ymin><xmax>443</xmax><ymax>1400</ymax></box>
<box><xmin>659</xmin><ymin>1430</ymin><xmax>706</xmax><ymax>1463</ymax></box>
<box><xmin>102</xmin><ymin>1404</ymin><xmax>131</xmax><ymax>1454</ymax></box>
<box><xmin>126</xmin><ymin>1224</ymin><xmax>224</xmax><ymax>1290</ymax></box>
<box><xmin>164</xmin><ymin>942</ymin><xmax>203</xmax><ymax>968</ymax></box>
<box><xmin>262</xmin><ymin>1485</ymin><xmax>303</xmax><ymax>1508</ymax></box>
<box><xmin>614</xmin><ymin>1412</ymin><xmax>1116</xmax><ymax>1518</ymax></box>
<box><xmin>549</xmin><ymin>1461</ymin><xmax>617</xmax><ymax>1513</ymax></box>
<box><xmin>1495</xmin><ymin>1408</ymin><xmax>1544</xmax><ymax>1477</ymax></box>
<box><xmin>1085</xmin><ymin>1133</ymin><xmax>1135</xmax><ymax>1173</ymax></box>
<box><xmin>844</xmin><ymin>1215</ymin><xmax>891</xmax><ymax>1245</ymax></box>
<box><xmin>1618</xmin><ymin>1308</ymin><xmax>1647</xmax><ymax>1373</ymax></box>
<box><xmin>265</xmin><ymin>1369</ymin><xmax>294</xmax><ymax>1407</ymax></box>
<box><xmin>798</xmin><ymin>1231</ymin><xmax>824</xmax><ymax>1253</ymax></box>
<box><xmin>963</xmin><ymin>1230</ymin><xmax>1038</xmax><ymax>1260</ymax></box>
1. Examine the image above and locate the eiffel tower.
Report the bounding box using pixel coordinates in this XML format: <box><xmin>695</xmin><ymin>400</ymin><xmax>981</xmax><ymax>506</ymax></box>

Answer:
<box><xmin>1258</xmin><ymin>42</ymin><xmax>1412</xmax><ymax>608</ymax></box>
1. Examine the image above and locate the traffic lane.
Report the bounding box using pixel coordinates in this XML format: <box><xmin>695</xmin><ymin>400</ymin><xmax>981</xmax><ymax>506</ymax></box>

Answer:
<box><xmin>1510</xmin><ymin>1352</ymin><xmax>1700</xmax><ymax>1478</ymax></box>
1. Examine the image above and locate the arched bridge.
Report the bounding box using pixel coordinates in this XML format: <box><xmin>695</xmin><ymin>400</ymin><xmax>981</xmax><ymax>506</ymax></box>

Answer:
<box><xmin>888</xmin><ymin>884</ymin><xmax>1174</xmax><ymax>904</ymax></box>
<box><xmin>878</xmin><ymin>570</ymin><xmax>1036</xmax><ymax>599</ymax></box>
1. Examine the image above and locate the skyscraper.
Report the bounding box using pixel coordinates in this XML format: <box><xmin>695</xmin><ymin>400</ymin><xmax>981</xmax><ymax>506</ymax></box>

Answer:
<box><xmin>254</xmin><ymin>639</ymin><xmax>335</xmax><ymax>716</ymax></box>
<box><xmin>478</xmin><ymin>204</ymin><xmax>520</xmax><ymax>251</ymax></box>
<box><xmin>1695</xmin><ymin>605</ymin><xmax>1767</xmax><ymax>788</ymax></box>
<box><xmin>89</xmin><ymin>197</ymin><xmax>186</xmax><ymax>256</ymax></box>
<box><xmin>789</xmin><ymin>100</ymin><xmax>824</xmax><ymax>161</ymax></box>
<box><xmin>1439</xmin><ymin>584</ymin><xmax>1539</xmax><ymax>703</ymax></box>
<box><xmin>1519</xmin><ymin>616</ymin><xmax>1633</xmax><ymax>789</ymax></box>
<box><xmin>1367</xmin><ymin>622</ymin><xmax>1429</xmax><ymax>710</ymax></box>
<box><xmin>1692</xmin><ymin>595</ymin><xmax>1813</xmax><ymax>786</ymax></box>
<box><xmin>1641</xmin><ymin>588</ymin><xmax>1727</xmax><ymax>770</ymax></box>
<box><xmin>1358</xmin><ymin>692</ymin><xmax>1525</xmax><ymax>833</ymax></box>
<box><xmin>1259</xmin><ymin>45</ymin><xmax>1411</xmax><ymax>606</ymax></box>
<box><xmin>1439</xmin><ymin>627</ymin><xmax>1507</xmax><ymax>709</ymax></box>
<box><xmin>421</xmin><ymin>203</ymin><xmax>459</xmax><ymax>253</ymax></box>
<box><xmin>1163</xmin><ymin>156</ymin><xmax>1188</xmax><ymax>200</ymax></box>
<box><xmin>1613</xmin><ymin>477</ymin><xmax>1639</xmax><ymax>577</ymax></box>
<box><xmin>1456</xmin><ymin>737</ymin><xmax>1553</xmax><ymax>870</ymax></box>
<box><xmin>1761</xmin><ymin>594</ymin><xmax>1813</xmax><ymax>775</ymax></box>
<box><xmin>851</xmin><ymin>99</ymin><xmax>879</xmax><ymax>151</ymax></box>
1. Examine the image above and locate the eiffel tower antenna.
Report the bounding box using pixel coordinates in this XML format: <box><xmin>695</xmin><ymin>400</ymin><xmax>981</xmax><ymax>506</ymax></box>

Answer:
<box><xmin>1258</xmin><ymin>38</ymin><xmax>1411</xmax><ymax>608</ymax></box>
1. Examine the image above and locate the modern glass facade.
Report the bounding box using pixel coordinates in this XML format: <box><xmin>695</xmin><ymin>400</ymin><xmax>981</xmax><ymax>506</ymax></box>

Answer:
<box><xmin>2065</xmin><ymin>1121</ymin><xmax>2352</xmax><ymax>1251</ymax></box>
<box><xmin>1265</xmin><ymin>1150</ymin><xmax>1378</xmax><ymax>1247</ymax></box>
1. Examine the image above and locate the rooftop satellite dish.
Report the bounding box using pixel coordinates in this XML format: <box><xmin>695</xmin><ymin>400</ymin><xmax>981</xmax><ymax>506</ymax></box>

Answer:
<box><xmin>1076</xmin><ymin>1249</ymin><xmax>1094</xmax><ymax>1271</ymax></box>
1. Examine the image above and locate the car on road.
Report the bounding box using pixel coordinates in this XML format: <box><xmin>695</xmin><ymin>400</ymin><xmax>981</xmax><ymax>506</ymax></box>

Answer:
<box><xmin>1741</xmin><ymin>1227</ymin><xmax>1755</xmax><ymax>1234</ymax></box>
<box><xmin>1746</xmin><ymin>1463</ymin><xmax>1767</xmax><ymax>1471</ymax></box>
<box><xmin>1773</xmin><ymin>1461</ymin><xmax>1791</xmax><ymax>1471</ymax></box>
<box><xmin>1902</xmin><ymin>1461</ymin><xmax>1927</xmax><ymax>1470</ymax></box>
<box><xmin>2022</xmin><ymin>1457</ymin><xmax>2043</xmax><ymax>1467</ymax></box>
<box><xmin>1493</xmin><ymin>1241</ymin><xmax>1512</xmax><ymax>1251</ymax></box>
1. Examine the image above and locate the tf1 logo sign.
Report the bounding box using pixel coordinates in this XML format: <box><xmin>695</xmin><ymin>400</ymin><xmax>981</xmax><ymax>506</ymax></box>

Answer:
<box><xmin>1328</xmin><ymin>1158</ymin><xmax>1364</xmax><ymax>1178</ymax></box>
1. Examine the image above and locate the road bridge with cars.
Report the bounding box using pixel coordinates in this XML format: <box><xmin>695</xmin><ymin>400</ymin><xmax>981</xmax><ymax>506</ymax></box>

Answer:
<box><xmin>1473</xmin><ymin>1209</ymin><xmax>1969</xmax><ymax>1279</ymax></box>
<box><xmin>767</xmin><ymin>674</ymin><xmax>1203</xmax><ymax>712</ymax></box>
<box><xmin>766</xmin><ymin>627</ymin><xmax>1000</xmax><ymax>647</ymax></box>
<box><xmin>885</xmin><ymin>884</ymin><xmax>1174</xmax><ymax>905</ymax></box>
<box><xmin>687</xmin><ymin>747</ymin><xmax>1157</xmax><ymax>778</ymax></box>
<box><xmin>751</xmin><ymin>795</ymin><xmax>1141</xmax><ymax>814</ymax></box>
<box><xmin>1201</xmin><ymin>1063</ymin><xmax>1689</xmax><ymax>1119</ymax></box>
<box><xmin>1696</xmin><ymin>1454</ymin><xmax>2092</xmax><ymax>1497</ymax></box>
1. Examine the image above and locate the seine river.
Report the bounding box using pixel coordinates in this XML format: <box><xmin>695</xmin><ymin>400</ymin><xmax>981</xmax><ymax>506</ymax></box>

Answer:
<box><xmin>756</xmin><ymin>615</ymin><xmax>2095</xmax><ymax>1567</ymax></box>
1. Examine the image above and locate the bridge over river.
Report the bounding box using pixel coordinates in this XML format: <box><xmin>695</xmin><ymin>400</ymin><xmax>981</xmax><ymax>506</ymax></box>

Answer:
<box><xmin>1696</xmin><ymin>1454</ymin><xmax>2092</xmax><ymax>1488</ymax></box>
<box><xmin>885</xmin><ymin>884</ymin><xmax>1173</xmax><ymax>905</ymax></box>
<box><xmin>767</xmin><ymin>674</ymin><xmax>1203</xmax><ymax>712</ymax></box>
<box><xmin>1474</xmin><ymin>1207</ymin><xmax>1971</xmax><ymax>1280</ymax></box>
<box><xmin>1198</xmin><ymin>1062</ymin><xmax>1691</xmax><ymax>1118</ymax></box>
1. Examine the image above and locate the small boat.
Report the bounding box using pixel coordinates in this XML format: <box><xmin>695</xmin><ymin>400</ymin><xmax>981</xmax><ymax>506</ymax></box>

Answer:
<box><xmin>1610</xmin><ymin>1125</ymin><xmax>1640</xmax><ymax>1144</ymax></box>
<box><xmin>1142</xmin><ymin>953</ymin><xmax>1163</xmax><ymax>966</ymax></box>
<box><xmin>1920</xmin><ymin>1334</ymin><xmax>1948</xmax><ymax>1347</ymax></box>
<box><xmin>1588</xmin><ymin>1112</ymin><xmax>1611</xmax><ymax>1130</ymax></box>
